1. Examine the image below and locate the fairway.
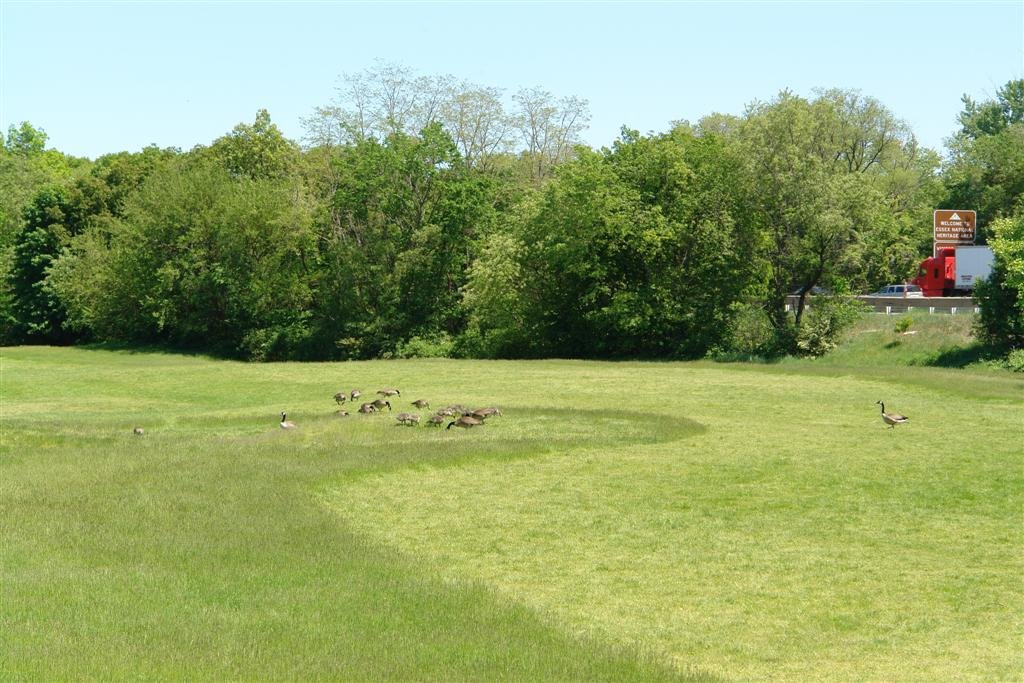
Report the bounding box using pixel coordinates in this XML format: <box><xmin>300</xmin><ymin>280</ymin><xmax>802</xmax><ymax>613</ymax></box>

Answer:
<box><xmin>2</xmin><ymin>347</ymin><xmax>1022</xmax><ymax>680</ymax></box>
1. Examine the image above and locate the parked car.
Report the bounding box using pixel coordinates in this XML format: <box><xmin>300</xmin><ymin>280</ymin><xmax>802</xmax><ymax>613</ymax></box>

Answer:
<box><xmin>870</xmin><ymin>284</ymin><xmax>924</xmax><ymax>298</ymax></box>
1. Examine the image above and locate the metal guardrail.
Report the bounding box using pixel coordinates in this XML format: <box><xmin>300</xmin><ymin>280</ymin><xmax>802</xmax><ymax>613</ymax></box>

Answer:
<box><xmin>785</xmin><ymin>295</ymin><xmax>978</xmax><ymax>315</ymax></box>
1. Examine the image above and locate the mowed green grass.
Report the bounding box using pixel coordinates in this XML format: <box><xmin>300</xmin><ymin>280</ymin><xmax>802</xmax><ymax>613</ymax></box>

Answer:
<box><xmin>2</xmin><ymin>345</ymin><xmax>1022</xmax><ymax>680</ymax></box>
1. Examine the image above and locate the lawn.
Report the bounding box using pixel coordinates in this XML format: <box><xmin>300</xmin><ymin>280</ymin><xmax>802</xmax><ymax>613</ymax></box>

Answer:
<box><xmin>1</xmin><ymin>342</ymin><xmax>1021</xmax><ymax>680</ymax></box>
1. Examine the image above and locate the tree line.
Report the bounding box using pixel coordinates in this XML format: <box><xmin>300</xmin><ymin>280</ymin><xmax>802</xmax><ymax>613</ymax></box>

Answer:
<box><xmin>2</xmin><ymin>66</ymin><xmax>1021</xmax><ymax>361</ymax></box>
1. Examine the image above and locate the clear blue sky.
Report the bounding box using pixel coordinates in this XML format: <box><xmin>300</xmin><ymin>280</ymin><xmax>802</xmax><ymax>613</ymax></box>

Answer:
<box><xmin>2</xmin><ymin>1</ymin><xmax>1022</xmax><ymax>160</ymax></box>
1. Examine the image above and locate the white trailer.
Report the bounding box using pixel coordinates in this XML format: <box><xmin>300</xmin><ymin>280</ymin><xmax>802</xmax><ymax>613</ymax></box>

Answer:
<box><xmin>954</xmin><ymin>245</ymin><xmax>995</xmax><ymax>290</ymax></box>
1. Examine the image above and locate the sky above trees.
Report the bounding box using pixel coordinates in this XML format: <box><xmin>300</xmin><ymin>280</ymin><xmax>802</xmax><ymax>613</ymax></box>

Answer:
<box><xmin>2</xmin><ymin>1</ymin><xmax>1021</xmax><ymax>159</ymax></box>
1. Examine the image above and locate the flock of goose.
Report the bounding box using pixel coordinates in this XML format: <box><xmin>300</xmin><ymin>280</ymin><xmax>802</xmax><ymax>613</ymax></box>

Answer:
<box><xmin>277</xmin><ymin>387</ymin><xmax>502</xmax><ymax>431</ymax></box>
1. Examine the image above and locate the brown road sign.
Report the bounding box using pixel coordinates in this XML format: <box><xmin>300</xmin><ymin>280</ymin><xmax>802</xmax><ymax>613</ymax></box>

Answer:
<box><xmin>933</xmin><ymin>209</ymin><xmax>976</xmax><ymax>243</ymax></box>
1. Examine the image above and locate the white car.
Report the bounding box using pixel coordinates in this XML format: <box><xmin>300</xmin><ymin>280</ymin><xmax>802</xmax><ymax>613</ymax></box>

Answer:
<box><xmin>871</xmin><ymin>284</ymin><xmax>924</xmax><ymax>298</ymax></box>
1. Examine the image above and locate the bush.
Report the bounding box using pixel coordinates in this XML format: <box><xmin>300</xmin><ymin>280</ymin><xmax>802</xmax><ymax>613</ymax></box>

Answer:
<box><xmin>893</xmin><ymin>316</ymin><xmax>913</xmax><ymax>334</ymax></box>
<box><xmin>974</xmin><ymin>263</ymin><xmax>1024</xmax><ymax>349</ymax></box>
<box><xmin>393</xmin><ymin>333</ymin><xmax>454</xmax><ymax>359</ymax></box>
<box><xmin>796</xmin><ymin>295</ymin><xmax>868</xmax><ymax>357</ymax></box>
<box><xmin>721</xmin><ymin>302</ymin><xmax>776</xmax><ymax>357</ymax></box>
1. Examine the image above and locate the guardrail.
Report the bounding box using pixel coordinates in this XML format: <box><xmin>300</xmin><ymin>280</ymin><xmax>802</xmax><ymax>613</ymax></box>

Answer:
<box><xmin>785</xmin><ymin>295</ymin><xmax>978</xmax><ymax>315</ymax></box>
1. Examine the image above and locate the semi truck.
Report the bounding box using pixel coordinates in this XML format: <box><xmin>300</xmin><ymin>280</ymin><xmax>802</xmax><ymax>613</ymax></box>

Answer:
<box><xmin>912</xmin><ymin>245</ymin><xmax>994</xmax><ymax>297</ymax></box>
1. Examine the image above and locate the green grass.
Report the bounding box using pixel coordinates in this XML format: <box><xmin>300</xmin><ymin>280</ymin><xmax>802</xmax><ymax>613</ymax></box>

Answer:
<box><xmin>788</xmin><ymin>311</ymin><xmax>993</xmax><ymax>370</ymax></box>
<box><xmin>2</xmin><ymin>342</ymin><xmax>1022</xmax><ymax>680</ymax></box>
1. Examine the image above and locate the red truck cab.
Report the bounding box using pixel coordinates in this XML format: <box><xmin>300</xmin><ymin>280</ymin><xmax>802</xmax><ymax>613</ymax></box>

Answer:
<box><xmin>913</xmin><ymin>248</ymin><xmax>956</xmax><ymax>297</ymax></box>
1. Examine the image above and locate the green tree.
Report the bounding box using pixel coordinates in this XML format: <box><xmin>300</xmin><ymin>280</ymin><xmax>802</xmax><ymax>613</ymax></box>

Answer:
<box><xmin>310</xmin><ymin>123</ymin><xmax>496</xmax><ymax>358</ymax></box>
<box><xmin>207</xmin><ymin>109</ymin><xmax>300</xmax><ymax>181</ymax></box>
<box><xmin>944</xmin><ymin>80</ymin><xmax>1024</xmax><ymax>235</ymax></box>
<box><xmin>508</xmin><ymin>127</ymin><xmax>759</xmax><ymax>358</ymax></box>
<box><xmin>8</xmin><ymin>187</ymin><xmax>76</xmax><ymax>342</ymax></box>
<box><xmin>974</xmin><ymin>211</ymin><xmax>1024</xmax><ymax>348</ymax></box>
<box><xmin>739</xmin><ymin>89</ymin><xmax>930</xmax><ymax>351</ymax></box>
<box><xmin>51</xmin><ymin>158</ymin><xmax>314</xmax><ymax>356</ymax></box>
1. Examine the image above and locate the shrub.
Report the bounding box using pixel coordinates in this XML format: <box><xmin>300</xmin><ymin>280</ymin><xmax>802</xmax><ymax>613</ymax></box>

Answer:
<box><xmin>393</xmin><ymin>333</ymin><xmax>454</xmax><ymax>359</ymax></box>
<box><xmin>796</xmin><ymin>295</ymin><xmax>868</xmax><ymax>357</ymax></box>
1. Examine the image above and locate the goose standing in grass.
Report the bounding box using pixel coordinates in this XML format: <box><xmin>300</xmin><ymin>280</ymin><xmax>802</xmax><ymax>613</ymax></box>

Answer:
<box><xmin>447</xmin><ymin>415</ymin><xmax>483</xmax><ymax>430</ymax></box>
<box><xmin>427</xmin><ymin>415</ymin><xmax>445</xmax><ymax>427</ymax></box>
<box><xmin>395</xmin><ymin>413</ymin><xmax>420</xmax><ymax>426</ymax></box>
<box><xmin>280</xmin><ymin>412</ymin><xmax>297</xmax><ymax>429</ymax></box>
<box><xmin>372</xmin><ymin>398</ymin><xmax>392</xmax><ymax>412</ymax></box>
<box><xmin>333</xmin><ymin>392</ymin><xmax>347</xmax><ymax>405</ymax></box>
<box><xmin>350</xmin><ymin>389</ymin><xmax>362</xmax><ymax>401</ymax></box>
<box><xmin>132</xmin><ymin>427</ymin><xmax>145</xmax><ymax>436</ymax></box>
<box><xmin>471</xmin><ymin>407</ymin><xmax>501</xmax><ymax>420</ymax></box>
<box><xmin>358</xmin><ymin>403</ymin><xmax>376</xmax><ymax>414</ymax></box>
<box><xmin>876</xmin><ymin>401</ymin><xmax>909</xmax><ymax>429</ymax></box>
<box><xmin>377</xmin><ymin>388</ymin><xmax>401</xmax><ymax>398</ymax></box>
<box><xmin>411</xmin><ymin>399</ymin><xmax>430</xmax><ymax>409</ymax></box>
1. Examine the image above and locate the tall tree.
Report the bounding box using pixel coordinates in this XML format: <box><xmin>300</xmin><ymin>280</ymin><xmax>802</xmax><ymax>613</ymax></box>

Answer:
<box><xmin>505</xmin><ymin>127</ymin><xmax>758</xmax><ymax>358</ymax></box>
<box><xmin>944</xmin><ymin>80</ymin><xmax>1024</xmax><ymax>237</ymax></box>
<box><xmin>207</xmin><ymin>109</ymin><xmax>300</xmax><ymax>181</ymax></box>
<box><xmin>739</xmin><ymin>90</ymin><xmax>929</xmax><ymax>348</ymax></box>
<box><xmin>512</xmin><ymin>87</ymin><xmax>590</xmax><ymax>182</ymax></box>
<box><xmin>310</xmin><ymin>123</ymin><xmax>497</xmax><ymax>358</ymax></box>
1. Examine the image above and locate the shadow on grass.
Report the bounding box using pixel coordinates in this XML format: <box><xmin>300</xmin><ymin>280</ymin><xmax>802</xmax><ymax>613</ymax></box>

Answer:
<box><xmin>913</xmin><ymin>342</ymin><xmax>1007</xmax><ymax>369</ymax></box>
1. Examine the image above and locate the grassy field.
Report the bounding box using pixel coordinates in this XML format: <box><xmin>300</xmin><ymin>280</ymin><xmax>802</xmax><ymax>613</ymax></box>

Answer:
<box><xmin>2</xmin><ymin>325</ymin><xmax>1022</xmax><ymax>680</ymax></box>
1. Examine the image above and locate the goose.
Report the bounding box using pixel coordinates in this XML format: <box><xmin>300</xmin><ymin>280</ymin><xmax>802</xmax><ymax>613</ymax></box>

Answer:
<box><xmin>447</xmin><ymin>415</ymin><xmax>483</xmax><ymax>430</ymax></box>
<box><xmin>395</xmin><ymin>412</ymin><xmax>420</xmax><ymax>426</ymax></box>
<box><xmin>411</xmin><ymin>399</ymin><xmax>430</xmax><ymax>409</ymax></box>
<box><xmin>280</xmin><ymin>412</ymin><xmax>297</xmax><ymax>429</ymax></box>
<box><xmin>336</xmin><ymin>410</ymin><xmax>349</xmax><ymax>417</ymax></box>
<box><xmin>436</xmin><ymin>407</ymin><xmax>458</xmax><ymax>417</ymax></box>
<box><xmin>358</xmin><ymin>402</ymin><xmax>376</xmax><ymax>414</ymax></box>
<box><xmin>876</xmin><ymin>401</ymin><xmax>909</xmax><ymax>429</ymax></box>
<box><xmin>350</xmin><ymin>389</ymin><xmax>362</xmax><ymax>401</ymax></box>
<box><xmin>471</xmin><ymin>407</ymin><xmax>501</xmax><ymax>419</ymax></box>
<box><xmin>132</xmin><ymin>427</ymin><xmax>145</xmax><ymax>436</ymax></box>
<box><xmin>427</xmin><ymin>415</ymin><xmax>445</xmax><ymax>427</ymax></box>
<box><xmin>333</xmin><ymin>392</ymin><xmax>347</xmax><ymax>405</ymax></box>
<box><xmin>377</xmin><ymin>388</ymin><xmax>401</xmax><ymax>398</ymax></box>
<box><xmin>372</xmin><ymin>398</ymin><xmax>392</xmax><ymax>412</ymax></box>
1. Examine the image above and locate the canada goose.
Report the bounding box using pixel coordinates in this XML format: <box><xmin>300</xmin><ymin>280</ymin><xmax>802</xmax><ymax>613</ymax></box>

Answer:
<box><xmin>333</xmin><ymin>392</ymin><xmax>347</xmax><ymax>405</ymax></box>
<box><xmin>411</xmin><ymin>399</ymin><xmax>430</xmax><ymax>409</ymax></box>
<box><xmin>132</xmin><ymin>427</ymin><xmax>145</xmax><ymax>436</ymax></box>
<box><xmin>372</xmin><ymin>398</ymin><xmax>392</xmax><ymax>412</ymax></box>
<box><xmin>436</xmin><ymin>407</ymin><xmax>457</xmax><ymax>417</ymax></box>
<box><xmin>876</xmin><ymin>401</ymin><xmax>909</xmax><ymax>428</ymax></box>
<box><xmin>447</xmin><ymin>415</ymin><xmax>483</xmax><ymax>430</ymax></box>
<box><xmin>280</xmin><ymin>412</ymin><xmax>297</xmax><ymax>429</ymax></box>
<box><xmin>377</xmin><ymin>388</ymin><xmax>401</xmax><ymax>398</ymax></box>
<box><xmin>396</xmin><ymin>412</ymin><xmax>420</xmax><ymax>426</ymax></box>
<box><xmin>358</xmin><ymin>403</ymin><xmax>376</xmax><ymax>414</ymax></box>
<box><xmin>336</xmin><ymin>410</ymin><xmax>349</xmax><ymax>417</ymax></box>
<box><xmin>350</xmin><ymin>389</ymin><xmax>362</xmax><ymax>401</ymax></box>
<box><xmin>471</xmin><ymin>407</ymin><xmax>501</xmax><ymax>419</ymax></box>
<box><xmin>427</xmin><ymin>415</ymin><xmax>445</xmax><ymax>426</ymax></box>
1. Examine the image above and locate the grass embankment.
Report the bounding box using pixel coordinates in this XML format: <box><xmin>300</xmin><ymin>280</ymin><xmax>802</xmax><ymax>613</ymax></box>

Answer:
<box><xmin>1</xmin><ymin>333</ymin><xmax>1021</xmax><ymax>680</ymax></box>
